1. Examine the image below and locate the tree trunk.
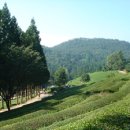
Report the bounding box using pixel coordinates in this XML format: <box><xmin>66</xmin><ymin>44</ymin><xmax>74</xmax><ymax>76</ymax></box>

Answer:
<box><xmin>21</xmin><ymin>90</ymin><xmax>23</xmax><ymax>103</ymax></box>
<box><xmin>1</xmin><ymin>92</ymin><xmax>4</xmax><ymax>109</ymax></box>
<box><xmin>38</xmin><ymin>86</ymin><xmax>40</xmax><ymax>97</ymax></box>
<box><xmin>9</xmin><ymin>98</ymin><xmax>11</xmax><ymax>107</ymax></box>
<box><xmin>25</xmin><ymin>88</ymin><xmax>27</xmax><ymax>102</ymax></box>
<box><xmin>30</xmin><ymin>86</ymin><xmax>33</xmax><ymax>99</ymax></box>
<box><xmin>34</xmin><ymin>86</ymin><xmax>36</xmax><ymax>97</ymax></box>
<box><xmin>2</xmin><ymin>98</ymin><xmax>4</xmax><ymax>109</ymax></box>
<box><xmin>16</xmin><ymin>91</ymin><xmax>19</xmax><ymax>105</ymax></box>
<box><xmin>5</xmin><ymin>100</ymin><xmax>10</xmax><ymax>111</ymax></box>
<box><xmin>36</xmin><ymin>86</ymin><xmax>38</xmax><ymax>96</ymax></box>
<box><xmin>28</xmin><ymin>86</ymin><xmax>30</xmax><ymax>100</ymax></box>
<box><xmin>40</xmin><ymin>85</ymin><xmax>43</xmax><ymax>91</ymax></box>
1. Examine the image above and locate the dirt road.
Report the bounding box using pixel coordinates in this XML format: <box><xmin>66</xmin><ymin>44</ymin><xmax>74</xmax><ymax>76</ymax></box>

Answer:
<box><xmin>0</xmin><ymin>92</ymin><xmax>51</xmax><ymax>113</ymax></box>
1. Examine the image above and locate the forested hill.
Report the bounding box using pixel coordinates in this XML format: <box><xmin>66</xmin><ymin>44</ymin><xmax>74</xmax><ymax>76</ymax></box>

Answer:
<box><xmin>44</xmin><ymin>38</ymin><xmax>130</xmax><ymax>78</ymax></box>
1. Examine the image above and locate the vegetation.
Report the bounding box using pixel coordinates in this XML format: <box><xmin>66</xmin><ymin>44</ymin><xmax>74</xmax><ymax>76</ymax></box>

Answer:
<box><xmin>106</xmin><ymin>51</ymin><xmax>125</xmax><ymax>70</ymax></box>
<box><xmin>0</xmin><ymin>4</ymin><xmax>49</xmax><ymax>111</ymax></box>
<box><xmin>81</xmin><ymin>73</ymin><xmax>90</xmax><ymax>82</ymax></box>
<box><xmin>54</xmin><ymin>67</ymin><xmax>68</xmax><ymax>87</ymax></box>
<box><xmin>0</xmin><ymin>71</ymin><xmax>130</xmax><ymax>130</ymax></box>
<box><xmin>0</xmin><ymin>3</ymin><xmax>130</xmax><ymax>130</ymax></box>
<box><xmin>125</xmin><ymin>63</ymin><xmax>130</xmax><ymax>72</ymax></box>
<box><xmin>44</xmin><ymin>38</ymin><xmax>130</xmax><ymax>78</ymax></box>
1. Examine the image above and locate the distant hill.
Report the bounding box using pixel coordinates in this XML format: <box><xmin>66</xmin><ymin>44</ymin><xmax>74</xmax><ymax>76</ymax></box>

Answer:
<box><xmin>44</xmin><ymin>38</ymin><xmax>130</xmax><ymax>78</ymax></box>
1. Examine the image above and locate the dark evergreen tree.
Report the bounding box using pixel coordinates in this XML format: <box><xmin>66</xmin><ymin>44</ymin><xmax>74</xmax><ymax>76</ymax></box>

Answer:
<box><xmin>54</xmin><ymin>67</ymin><xmax>68</xmax><ymax>87</ymax></box>
<box><xmin>0</xmin><ymin>3</ymin><xmax>21</xmax><ymax>47</ymax></box>
<box><xmin>0</xmin><ymin>4</ymin><xmax>50</xmax><ymax>111</ymax></box>
<box><xmin>25</xmin><ymin>19</ymin><xmax>51</xmax><ymax>82</ymax></box>
<box><xmin>25</xmin><ymin>19</ymin><xmax>50</xmax><ymax>84</ymax></box>
<box><xmin>0</xmin><ymin>44</ymin><xmax>47</xmax><ymax>111</ymax></box>
<box><xmin>26</xmin><ymin>19</ymin><xmax>43</xmax><ymax>54</ymax></box>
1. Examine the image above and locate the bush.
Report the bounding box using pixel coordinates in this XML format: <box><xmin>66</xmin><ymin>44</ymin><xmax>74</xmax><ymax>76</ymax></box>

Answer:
<box><xmin>81</xmin><ymin>73</ymin><xmax>90</xmax><ymax>82</ymax></box>
<box><xmin>125</xmin><ymin>63</ymin><xmax>130</xmax><ymax>72</ymax></box>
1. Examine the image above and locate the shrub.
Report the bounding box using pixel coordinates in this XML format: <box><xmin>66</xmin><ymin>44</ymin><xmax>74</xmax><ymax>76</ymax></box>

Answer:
<box><xmin>81</xmin><ymin>73</ymin><xmax>90</xmax><ymax>82</ymax></box>
<box><xmin>125</xmin><ymin>63</ymin><xmax>130</xmax><ymax>72</ymax></box>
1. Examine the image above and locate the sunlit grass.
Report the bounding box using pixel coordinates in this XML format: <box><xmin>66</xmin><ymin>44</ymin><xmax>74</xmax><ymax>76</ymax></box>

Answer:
<box><xmin>0</xmin><ymin>71</ymin><xmax>130</xmax><ymax>130</ymax></box>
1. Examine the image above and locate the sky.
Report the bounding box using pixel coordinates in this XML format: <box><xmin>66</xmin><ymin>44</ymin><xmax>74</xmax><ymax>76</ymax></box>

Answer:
<box><xmin>0</xmin><ymin>0</ymin><xmax>130</xmax><ymax>47</ymax></box>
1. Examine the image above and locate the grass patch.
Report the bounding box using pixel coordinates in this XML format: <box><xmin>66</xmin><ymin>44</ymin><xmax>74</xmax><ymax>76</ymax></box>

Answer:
<box><xmin>0</xmin><ymin>71</ymin><xmax>130</xmax><ymax>130</ymax></box>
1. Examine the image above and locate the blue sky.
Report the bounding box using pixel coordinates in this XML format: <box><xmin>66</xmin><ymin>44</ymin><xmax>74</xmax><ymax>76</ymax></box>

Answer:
<box><xmin>0</xmin><ymin>0</ymin><xmax>130</xmax><ymax>47</ymax></box>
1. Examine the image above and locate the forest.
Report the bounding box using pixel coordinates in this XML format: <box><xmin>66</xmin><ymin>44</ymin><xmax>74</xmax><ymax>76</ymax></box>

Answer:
<box><xmin>44</xmin><ymin>38</ymin><xmax>130</xmax><ymax>78</ymax></box>
<box><xmin>0</xmin><ymin>3</ymin><xmax>130</xmax><ymax>130</ymax></box>
<box><xmin>0</xmin><ymin>4</ymin><xmax>49</xmax><ymax>111</ymax></box>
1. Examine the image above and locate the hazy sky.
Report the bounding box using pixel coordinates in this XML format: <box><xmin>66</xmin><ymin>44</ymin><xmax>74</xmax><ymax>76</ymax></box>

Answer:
<box><xmin>0</xmin><ymin>0</ymin><xmax>130</xmax><ymax>47</ymax></box>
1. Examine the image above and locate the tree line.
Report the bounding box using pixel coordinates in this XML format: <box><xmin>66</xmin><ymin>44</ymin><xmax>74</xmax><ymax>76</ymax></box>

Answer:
<box><xmin>0</xmin><ymin>4</ymin><xmax>50</xmax><ymax>111</ymax></box>
<box><xmin>104</xmin><ymin>51</ymin><xmax>130</xmax><ymax>72</ymax></box>
<box><xmin>44</xmin><ymin>38</ymin><xmax>130</xmax><ymax>78</ymax></box>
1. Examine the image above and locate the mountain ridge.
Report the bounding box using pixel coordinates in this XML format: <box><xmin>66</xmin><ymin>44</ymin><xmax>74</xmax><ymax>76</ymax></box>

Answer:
<box><xmin>43</xmin><ymin>38</ymin><xmax>130</xmax><ymax>78</ymax></box>
<box><xmin>43</xmin><ymin>38</ymin><xmax>130</xmax><ymax>48</ymax></box>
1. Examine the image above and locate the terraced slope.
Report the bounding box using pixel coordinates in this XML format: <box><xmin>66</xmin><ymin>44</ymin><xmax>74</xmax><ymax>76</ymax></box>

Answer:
<box><xmin>0</xmin><ymin>71</ymin><xmax>130</xmax><ymax>130</ymax></box>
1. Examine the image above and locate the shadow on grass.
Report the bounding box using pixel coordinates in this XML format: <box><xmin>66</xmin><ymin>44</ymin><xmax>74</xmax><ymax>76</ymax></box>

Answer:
<box><xmin>0</xmin><ymin>96</ymin><xmax>56</xmax><ymax>122</ymax></box>
<box><xmin>85</xmin><ymin>89</ymin><xmax>115</xmax><ymax>96</ymax></box>
<box><xmin>84</xmin><ymin>114</ymin><xmax>130</xmax><ymax>130</ymax></box>
<box><xmin>52</xmin><ymin>85</ymin><xmax>85</xmax><ymax>100</ymax></box>
<box><xmin>100</xmin><ymin>114</ymin><xmax>130</xmax><ymax>129</ymax></box>
<box><xmin>0</xmin><ymin>85</ymin><xmax>85</xmax><ymax>122</ymax></box>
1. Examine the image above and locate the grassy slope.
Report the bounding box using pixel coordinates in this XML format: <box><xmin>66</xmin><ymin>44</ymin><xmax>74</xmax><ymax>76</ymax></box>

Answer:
<box><xmin>0</xmin><ymin>71</ymin><xmax>130</xmax><ymax>130</ymax></box>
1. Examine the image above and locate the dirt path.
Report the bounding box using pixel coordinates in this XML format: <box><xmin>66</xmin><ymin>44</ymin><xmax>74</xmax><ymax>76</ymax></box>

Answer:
<box><xmin>0</xmin><ymin>92</ymin><xmax>52</xmax><ymax>113</ymax></box>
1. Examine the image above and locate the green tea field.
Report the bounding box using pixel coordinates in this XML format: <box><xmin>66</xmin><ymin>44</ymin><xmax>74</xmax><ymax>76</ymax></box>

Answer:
<box><xmin>0</xmin><ymin>71</ymin><xmax>130</xmax><ymax>130</ymax></box>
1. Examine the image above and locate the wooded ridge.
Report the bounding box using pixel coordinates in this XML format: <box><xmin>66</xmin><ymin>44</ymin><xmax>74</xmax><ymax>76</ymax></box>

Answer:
<box><xmin>44</xmin><ymin>38</ymin><xmax>130</xmax><ymax>78</ymax></box>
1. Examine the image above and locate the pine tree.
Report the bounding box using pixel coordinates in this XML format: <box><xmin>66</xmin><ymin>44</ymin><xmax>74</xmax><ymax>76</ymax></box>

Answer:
<box><xmin>25</xmin><ymin>19</ymin><xmax>49</xmax><ymax>83</ymax></box>
<box><xmin>1</xmin><ymin>4</ymin><xmax>20</xmax><ymax>45</ymax></box>
<box><xmin>0</xmin><ymin>4</ymin><xmax>50</xmax><ymax>111</ymax></box>
<box><xmin>26</xmin><ymin>19</ymin><xmax>43</xmax><ymax>54</ymax></box>
<box><xmin>54</xmin><ymin>67</ymin><xmax>68</xmax><ymax>87</ymax></box>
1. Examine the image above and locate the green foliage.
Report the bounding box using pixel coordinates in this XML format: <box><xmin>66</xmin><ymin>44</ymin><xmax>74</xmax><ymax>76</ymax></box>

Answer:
<box><xmin>106</xmin><ymin>51</ymin><xmax>125</xmax><ymax>70</ymax></box>
<box><xmin>0</xmin><ymin>3</ymin><xmax>21</xmax><ymax>46</ymax></box>
<box><xmin>125</xmin><ymin>63</ymin><xmax>130</xmax><ymax>72</ymax></box>
<box><xmin>0</xmin><ymin>4</ymin><xmax>49</xmax><ymax>111</ymax></box>
<box><xmin>81</xmin><ymin>73</ymin><xmax>90</xmax><ymax>82</ymax></box>
<box><xmin>44</xmin><ymin>38</ymin><xmax>130</xmax><ymax>78</ymax></box>
<box><xmin>26</xmin><ymin>19</ymin><xmax>44</xmax><ymax>56</ymax></box>
<box><xmin>68</xmin><ymin>71</ymin><xmax>117</xmax><ymax>86</ymax></box>
<box><xmin>54</xmin><ymin>67</ymin><xmax>68</xmax><ymax>87</ymax></box>
<box><xmin>53</xmin><ymin>94</ymin><xmax>130</xmax><ymax>130</ymax></box>
<box><xmin>0</xmin><ymin>71</ymin><xmax>130</xmax><ymax>130</ymax></box>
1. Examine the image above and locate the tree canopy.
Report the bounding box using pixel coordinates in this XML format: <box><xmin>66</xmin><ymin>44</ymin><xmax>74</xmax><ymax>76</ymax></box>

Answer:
<box><xmin>44</xmin><ymin>38</ymin><xmax>130</xmax><ymax>78</ymax></box>
<box><xmin>106</xmin><ymin>51</ymin><xmax>125</xmax><ymax>70</ymax></box>
<box><xmin>81</xmin><ymin>73</ymin><xmax>90</xmax><ymax>82</ymax></box>
<box><xmin>54</xmin><ymin>67</ymin><xmax>68</xmax><ymax>87</ymax></box>
<box><xmin>0</xmin><ymin>4</ymin><xmax>50</xmax><ymax>111</ymax></box>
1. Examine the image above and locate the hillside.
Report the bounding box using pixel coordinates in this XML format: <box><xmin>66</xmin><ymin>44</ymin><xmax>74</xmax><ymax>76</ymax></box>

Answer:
<box><xmin>44</xmin><ymin>38</ymin><xmax>130</xmax><ymax>77</ymax></box>
<box><xmin>0</xmin><ymin>71</ymin><xmax>130</xmax><ymax>130</ymax></box>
